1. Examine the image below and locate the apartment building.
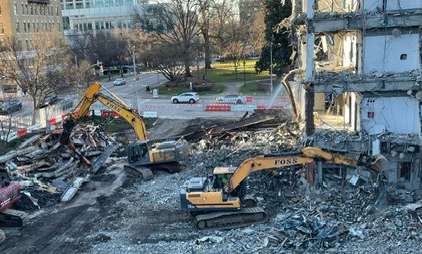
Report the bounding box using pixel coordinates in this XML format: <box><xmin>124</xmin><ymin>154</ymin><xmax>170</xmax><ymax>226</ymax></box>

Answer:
<box><xmin>292</xmin><ymin>0</ymin><xmax>422</xmax><ymax>189</ymax></box>
<box><xmin>0</xmin><ymin>0</ymin><xmax>63</xmax><ymax>51</ymax></box>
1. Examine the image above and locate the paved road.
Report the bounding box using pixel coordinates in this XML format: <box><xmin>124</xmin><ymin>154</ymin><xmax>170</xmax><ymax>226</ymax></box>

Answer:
<box><xmin>6</xmin><ymin>71</ymin><xmax>290</xmax><ymax>124</ymax></box>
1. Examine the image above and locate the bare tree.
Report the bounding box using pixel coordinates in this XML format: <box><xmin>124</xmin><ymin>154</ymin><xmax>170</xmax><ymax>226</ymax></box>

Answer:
<box><xmin>154</xmin><ymin>0</ymin><xmax>200</xmax><ymax>77</ymax></box>
<box><xmin>63</xmin><ymin>58</ymin><xmax>96</xmax><ymax>89</ymax></box>
<box><xmin>225</xmin><ymin>41</ymin><xmax>246</xmax><ymax>78</ymax></box>
<box><xmin>0</xmin><ymin>33</ymin><xmax>69</xmax><ymax>124</ymax></box>
<box><xmin>248</xmin><ymin>6</ymin><xmax>266</xmax><ymax>56</ymax></box>
<box><xmin>69</xmin><ymin>30</ymin><xmax>129</xmax><ymax>68</ymax></box>
<box><xmin>221</xmin><ymin>13</ymin><xmax>248</xmax><ymax>78</ymax></box>
<box><xmin>0</xmin><ymin>117</ymin><xmax>12</xmax><ymax>142</ymax></box>
<box><xmin>209</xmin><ymin>0</ymin><xmax>234</xmax><ymax>56</ymax></box>
<box><xmin>145</xmin><ymin>43</ymin><xmax>186</xmax><ymax>82</ymax></box>
<box><xmin>197</xmin><ymin>0</ymin><xmax>213</xmax><ymax>69</ymax></box>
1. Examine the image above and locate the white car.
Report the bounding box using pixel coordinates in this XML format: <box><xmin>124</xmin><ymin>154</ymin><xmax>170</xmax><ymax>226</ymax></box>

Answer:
<box><xmin>113</xmin><ymin>78</ymin><xmax>126</xmax><ymax>86</ymax></box>
<box><xmin>171</xmin><ymin>92</ymin><xmax>199</xmax><ymax>104</ymax></box>
<box><xmin>216</xmin><ymin>95</ymin><xmax>246</xmax><ymax>104</ymax></box>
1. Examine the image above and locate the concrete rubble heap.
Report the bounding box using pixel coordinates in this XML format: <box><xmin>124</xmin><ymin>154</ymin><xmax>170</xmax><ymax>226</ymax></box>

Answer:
<box><xmin>88</xmin><ymin>118</ymin><xmax>422</xmax><ymax>254</ymax></box>
<box><xmin>0</xmin><ymin>124</ymin><xmax>119</xmax><ymax>208</ymax></box>
<box><xmin>1</xmin><ymin>115</ymin><xmax>422</xmax><ymax>253</ymax></box>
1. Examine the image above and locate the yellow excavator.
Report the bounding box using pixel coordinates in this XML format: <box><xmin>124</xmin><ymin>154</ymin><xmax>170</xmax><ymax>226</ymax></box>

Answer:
<box><xmin>60</xmin><ymin>82</ymin><xmax>185</xmax><ymax>174</ymax></box>
<box><xmin>180</xmin><ymin>147</ymin><xmax>381</xmax><ymax>229</ymax></box>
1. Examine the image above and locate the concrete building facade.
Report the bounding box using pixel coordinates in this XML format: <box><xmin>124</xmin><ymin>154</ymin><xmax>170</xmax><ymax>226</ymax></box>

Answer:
<box><xmin>0</xmin><ymin>0</ymin><xmax>63</xmax><ymax>50</ymax></box>
<box><xmin>61</xmin><ymin>0</ymin><xmax>148</xmax><ymax>37</ymax></box>
<box><xmin>294</xmin><ymin>0</ymin><xmax>422</xmax><ymax>189</ymax></box>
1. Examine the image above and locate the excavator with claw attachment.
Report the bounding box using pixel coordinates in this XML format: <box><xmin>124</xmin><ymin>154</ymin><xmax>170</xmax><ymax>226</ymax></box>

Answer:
<box><xmin>61</xmin><ymin>82</ymin><xmax>185</xmax><ymax>175</ymax></box>
<box><xmin>181</xmin><ymin>147</ymin><xmax>382</xmax><ymax>230</ymax></box>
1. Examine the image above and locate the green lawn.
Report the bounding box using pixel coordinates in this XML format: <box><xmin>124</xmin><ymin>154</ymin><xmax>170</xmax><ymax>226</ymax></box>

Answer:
<box><xmin>239</xmin><ymin>79</ymin><xmax>282</xmax><ymax>95</ymax></box>
<box><xmin>193</xmin><ymin>60</ymin><xmax>270</xmax><ymax>83</ymax></box>
<box><xmin>157</xmin><ymin>59</ymin><xmax>271</xmax><ymax>96</ymax></box>
<box><xmin>158</xmin><ymin>82</ymin><xmax>225</xmax><ymax>96</ymax></box>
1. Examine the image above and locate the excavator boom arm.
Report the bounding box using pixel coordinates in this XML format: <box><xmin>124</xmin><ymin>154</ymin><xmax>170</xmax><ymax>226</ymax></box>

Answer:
<box><xmin>66</xmin><ymin>82</ymin><xmax>147</xmax><ymax>141</ymax></box>
<box><xmin>227</xmin><ymin>147</ymin><xmax>367</xmax><ymax>193</ymax></box>
<box><xmin>96</xmin><ymin>94</ymin><xmax>147</xmax><ymax>140</ymax></box>
<box><xmin>228</xmin><ymin>155</ymin><xmax>315</xmax><ymax>192</ymax></box>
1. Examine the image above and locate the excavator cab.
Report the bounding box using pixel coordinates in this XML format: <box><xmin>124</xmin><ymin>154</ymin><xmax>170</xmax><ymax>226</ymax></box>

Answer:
<box><xmin>127</xmin><ymin>140</ymin><xmax>184</xmax><ymax>171</ymax></box>
<box><xmin>127</xmin><ymin>141</ymin><xmax>151</xmax><ymax>165</ymax></box>
<box><xmin>212</xmin><ymin>167</ymin><xmax>235</xmax><ymax>191</ymax></box>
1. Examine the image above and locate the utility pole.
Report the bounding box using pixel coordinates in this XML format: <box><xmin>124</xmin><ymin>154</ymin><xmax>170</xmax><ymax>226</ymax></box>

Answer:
<box><xmin>270</xmin><ymin>35</ymin><xmax>274</xmax><ymax>96</ymax></box>
<box><xmin>132</xmin><ymin>45</ymin><xmax>138</xmax><ymax>81</ymax></box>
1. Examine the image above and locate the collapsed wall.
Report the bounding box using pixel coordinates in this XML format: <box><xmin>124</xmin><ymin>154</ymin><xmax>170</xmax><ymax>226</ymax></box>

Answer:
<box><xmin>291</xmin><ymin>0</ymin><xmax>422</xmax><ymax>189</ymax></box>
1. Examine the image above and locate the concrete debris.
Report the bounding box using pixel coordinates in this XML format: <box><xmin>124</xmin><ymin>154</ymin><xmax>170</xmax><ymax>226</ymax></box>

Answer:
<box><xmin>404</xmin><ymin>200</ymin><xmax>422</xmax><ymax>212</ymax></box>
<box><xmin>1</xmin><ymin>116</ymin><xmax>421</xmax><ymax>253</ymax></box>
<box><xmin>178</xmin><ymin>109</ymin><xmax>291</xmax><ymax>142</ymax></box>
<box><xmin>195</xmin><ymin>236</ymin><xmax>223</xmax><ymax>244</ymax></box>
<box><xmin>0</xmin><ymin>124</ymin><xmax>120</xmax><ymax>209</ymax></box>
<box><xmin>0</xmin><ymin>229</ymin><xmax>5</xmax><ymax>244</ymax></box>
<box><xmin>348</xmin><ymin>226</ymin><xmax>365</xmax><ymax>240</ymax></box>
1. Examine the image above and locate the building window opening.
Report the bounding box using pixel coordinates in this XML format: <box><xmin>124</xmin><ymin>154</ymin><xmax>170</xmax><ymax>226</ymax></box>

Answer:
<box><xmin>400</xmin><ymin>162</ymin><xmax>412</xmax><ymax>181</ymax></box>
<box><xmin>400</xmin><ymin>54</ymin><xmax>407</xmax><ymax>60</ymax></box>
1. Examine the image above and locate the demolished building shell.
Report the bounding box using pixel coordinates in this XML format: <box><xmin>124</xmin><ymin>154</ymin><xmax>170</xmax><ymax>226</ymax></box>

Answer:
<box><xmin>293</xmin><ymin>0</ymin><xmax>422</xmax><ymax>189</ymax></box>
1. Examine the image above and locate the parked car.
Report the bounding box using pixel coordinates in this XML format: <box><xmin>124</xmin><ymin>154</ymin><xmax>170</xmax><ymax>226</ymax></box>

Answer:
<box><xmin>113</xmin><ymin>78</ymin><xmax>126</xmax><ymax>86</ymax></box>
<box><xmin>0</xmin><ymin>99</ymin><xmax>22</xmax><ymax>115</ymax></box>
<box><xmin>171</xmin><ymin>92</ymin><xmax>199</xmax><ymax>104</ymax></box>
<box><xmin>39</xmin><ymin>95</ymin><xmax>59</xmax><ymax>108</ymax></box>
<box><xmin>216</xmin><ymin>95</ymin><xmax>246</xmax><ymax>104</ymax></box>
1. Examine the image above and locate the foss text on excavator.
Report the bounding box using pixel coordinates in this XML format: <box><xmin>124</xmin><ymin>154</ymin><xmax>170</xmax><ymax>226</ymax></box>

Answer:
<box><xmin>180</xmin><ymin>147</ymin><xmax>381</xmax><ymax>230</ymax></box>
<box><xmin>60</xmin><ymin>82</ymin><xmax>185</xmax><ymax>173</ymax></box>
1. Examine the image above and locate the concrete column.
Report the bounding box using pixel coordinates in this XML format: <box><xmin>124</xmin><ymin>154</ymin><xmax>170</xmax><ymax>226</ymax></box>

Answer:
<box><xmin>304</xmin><ymin>0</ymin><xmax>315</xmax><ymax>136</ymax></box>
<box><xmin>386</xmin><ymin>161</ymin><xmax>399</xmax><ymax>184</ymax></box>
<box><xmin>305</xmin><ymin>87</ymin><xmax>315</xmax><ymax>135</ymax></box>
<box><xmin>305</xmin><ymin>0</ymin><xmax>314</xmax><ymax>82</ymax></box>
<box><xmin>316</xmin><ymin>161</ymin><xmax>323</xmax><ymax>187</ymax></box>
<box><xmin>305</xmin><ymin>36</ymin><xmax>314</xmax><ymax>82</ymax></box>
<box><xmin>410</xmin><ymin>159</ymin><xmax>421</xmax><ymax>190</ymax></box>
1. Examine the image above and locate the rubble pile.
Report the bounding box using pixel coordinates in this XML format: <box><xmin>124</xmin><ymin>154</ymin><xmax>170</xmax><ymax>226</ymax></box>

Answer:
<box><xmin>187</xmin><ymin>121</ymin><xmax>301</xmax><ymax>175</ymax></box>
<box><xmin>305</xmin><ymin>129</ymin><xmax>369</xmax><ymax>154</ymax></box>
<box><xmin>136</xmin><ymin>119</ymin><xmax>301</xmax><ymax>212</ymax></box>
<box><xmin>0</xmin><ymin>124</ymin><xmax>119</xmax><ymax>207</ymax></box>
<box><xmin>3</xmin><ymin>117</ymin><xmax>422</xmax><ymax>253</ymax></box>
<box><xmin>182</xmin><ymin>178</ymin><xmax>422</xmax><ymax>253</ymax></box>
<box><xmin>179</xmin><ymin>110</ymin><xmax>292</xmax><ymax>142</ymax></box>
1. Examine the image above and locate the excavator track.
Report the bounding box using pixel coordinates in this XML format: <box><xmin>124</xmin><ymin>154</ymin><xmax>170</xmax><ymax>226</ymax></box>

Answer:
<box><xmin>194</xmin><ymin>207</ymin><xmax>268</xmax><ymax>230</ymax></box>
<box><xmin>0</xmin><ymin>209</ymin><xmax>24</xmax><ymax>228</ymax></box>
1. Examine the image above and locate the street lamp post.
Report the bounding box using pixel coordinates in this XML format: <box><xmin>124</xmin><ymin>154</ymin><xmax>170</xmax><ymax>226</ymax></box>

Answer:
<box><xmin>243</xmin><ymin>59</ymin><xmax>246</xmax><ymax>86</ymax></box>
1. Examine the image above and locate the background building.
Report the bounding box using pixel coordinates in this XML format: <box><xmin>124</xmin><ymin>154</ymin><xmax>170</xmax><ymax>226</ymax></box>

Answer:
<box><xmin>0</xmin><ymin>0</ymin><xmax>63</xmax><ymax>51</ymax></box>
<box><xmin>61</xmin><ymin>0</ymin><xmax>149</xmax><ymax>38</ymax></box>
<box><xmin>0</xmin><ymin>0</ymin><xmax>63</xmax><ymax>97</ymax></box>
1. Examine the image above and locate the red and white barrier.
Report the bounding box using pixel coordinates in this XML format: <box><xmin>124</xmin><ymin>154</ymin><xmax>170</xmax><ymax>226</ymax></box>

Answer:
<box><xmin>245</xmin><ymin>96</ymin><xmax>255</xmax><ymax>103</ymax></box>
<box><xmin>17</xmin><ymin>128</ymin><xmax>27</xmax><ymax>138</ymax></box>
<box><xmin>101</xmin><ymin>110</ymin><xmax>120</xmax><ymax>119</ymax></box>
<box><xmin>205</xmin><ymin>104</ymin><xmax>231</xmax><ymax>112</ymax></box>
